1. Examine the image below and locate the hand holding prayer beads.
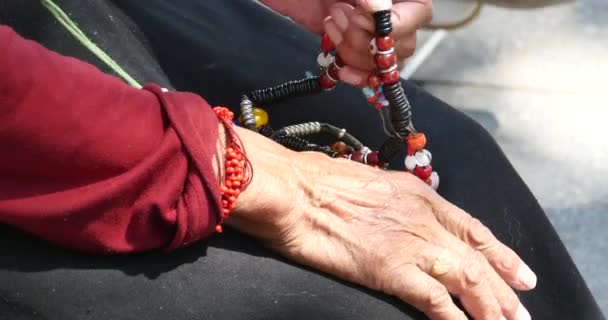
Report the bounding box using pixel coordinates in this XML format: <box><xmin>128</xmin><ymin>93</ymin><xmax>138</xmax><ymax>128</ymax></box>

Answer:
<box><xmin>239</xmin><ymin>1</ymin><xmax>439</xmax><ymax>189</ymax></box>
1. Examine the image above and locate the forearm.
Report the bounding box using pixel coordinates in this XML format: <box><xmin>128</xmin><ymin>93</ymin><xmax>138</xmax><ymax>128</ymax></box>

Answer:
<box><xmin>0</xmin><ymin>25</ymin><xmax>223</xmax><ymax>253</ymax></box>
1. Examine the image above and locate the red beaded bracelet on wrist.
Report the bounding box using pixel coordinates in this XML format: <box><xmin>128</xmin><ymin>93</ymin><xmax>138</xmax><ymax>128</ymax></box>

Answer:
<box><xmin>213</xmin><ymin>106</ymin><xmax>252</xmax><ymax>233</ymax></box>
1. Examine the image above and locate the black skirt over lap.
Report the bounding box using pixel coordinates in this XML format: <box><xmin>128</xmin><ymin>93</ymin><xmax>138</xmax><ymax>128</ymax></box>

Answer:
<box><xmin>0</xmin><ymin>0</ymin><xmax>603</xmax><ymax>319</ymax></box>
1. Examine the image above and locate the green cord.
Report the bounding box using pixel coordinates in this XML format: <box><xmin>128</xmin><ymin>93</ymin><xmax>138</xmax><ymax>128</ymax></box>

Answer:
<box><xmin>40</xmin><ymin>0</ymin><xmax>143</xmax><ymax>89</ymax></box>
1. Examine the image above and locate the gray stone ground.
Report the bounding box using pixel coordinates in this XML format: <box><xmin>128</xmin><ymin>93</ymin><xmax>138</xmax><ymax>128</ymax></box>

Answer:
<box><xmin>410</xmin><ymin>0</ymin><xmax>608</xmax><ymax>314</ymax></box>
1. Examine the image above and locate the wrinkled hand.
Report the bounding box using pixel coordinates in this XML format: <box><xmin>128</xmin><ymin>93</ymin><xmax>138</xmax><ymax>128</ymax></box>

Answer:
<box><xmin>259</xmin><ymin>0</ymin><xmax>432</xmax><ymax>86</ymax></box>
<box><xmin>230</xmin><ymin>128</ymin><xmax>536</xmax><ymax>320</ymax></box>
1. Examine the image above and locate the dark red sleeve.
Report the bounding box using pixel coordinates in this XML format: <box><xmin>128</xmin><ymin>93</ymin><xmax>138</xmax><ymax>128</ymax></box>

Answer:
<box><xmin>0</xmin><ymin>25</ymin><xmax>222</xmax><ymax>253</ymax></box>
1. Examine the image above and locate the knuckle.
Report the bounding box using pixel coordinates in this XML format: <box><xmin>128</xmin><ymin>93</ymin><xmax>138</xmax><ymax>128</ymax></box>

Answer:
<box><xmin>424</xmin><ymin>284</ymin><xmax>452</xmax><ymax>312</ymax></box>
<box><xmin>466</xmin><ymin>218</ymin><xmax>495</xmax><ymax>249</ymax></box>
<box><xmin>497</xmin><ymin>249</ymin><xmax>519</xmax><ymax>276</ymax></box>
<box><xmin>461</xmin><ymin>251</ymin><xmax>485</xmax><ymax>290</ymax></box>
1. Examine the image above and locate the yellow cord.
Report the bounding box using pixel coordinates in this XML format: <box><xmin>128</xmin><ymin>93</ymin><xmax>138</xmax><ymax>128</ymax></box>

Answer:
<box><xmin>40</xmin><ymin>0</ymin><xmax>143</xmax><ymax>89</ymax></box>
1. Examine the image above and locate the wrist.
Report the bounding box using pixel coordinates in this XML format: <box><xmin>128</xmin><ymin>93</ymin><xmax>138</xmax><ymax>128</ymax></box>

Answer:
<box><xmin>224</xmin><ymin>127</ymin><xmax>307</xmax><ymax>240</ymax></box>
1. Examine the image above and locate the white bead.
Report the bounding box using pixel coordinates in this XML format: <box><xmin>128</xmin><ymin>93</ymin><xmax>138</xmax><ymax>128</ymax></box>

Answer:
<box><xmin>366</xmin><ymin>0</ymin><xmax>392</xmax><ymax>12</ymax></box>
<box><xmin>161</xmin><ymin>88</ymin><xmax>169</xmax><ymax>92</ymax></box>
<box><xmin>404</xmin><ymin>156</ymin><xmax>417</xmax><ymax>170</ymax></box>
<box><xmin>430</xmin><ymin>172</ymin><xmax>440</xmax><ymax>190</ymax></box>
<box><xmin>317</xmin><ymin>53</ymin><xmax>335</xmax><ymax>68</ymax></box>
<box><xmin>415</xmin><ymin>150</ymin><xmax>432</xmax><ymax>167</ymax></box>
<box><xmin>369</xmin><ymin>38</ymin><xmax>378</xmax><ymax>55</ymax></box>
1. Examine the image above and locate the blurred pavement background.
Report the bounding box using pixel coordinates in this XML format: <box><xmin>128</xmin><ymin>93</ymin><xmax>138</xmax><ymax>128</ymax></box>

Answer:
<box><xmin>408</xmin><ymin>0</ymin><xmax>608</xmax><ymax>314</ymax></box>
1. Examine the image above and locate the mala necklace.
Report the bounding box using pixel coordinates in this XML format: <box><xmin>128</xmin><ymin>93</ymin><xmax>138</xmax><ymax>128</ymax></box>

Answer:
<box><xmin>238</xmin><ymin>5</ymin><xmax>439</xmax><ymax>190</ymax></box>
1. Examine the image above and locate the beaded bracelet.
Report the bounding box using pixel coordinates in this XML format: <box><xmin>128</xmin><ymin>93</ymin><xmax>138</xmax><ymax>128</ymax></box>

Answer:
<box><xmin>238</xmin><ymin>4</ymin><xmax>439</xmax><ymax>190</ymax></box>
<box><xmin>213</xmin><ymin>106</ymin><xmax>252</xmax><ymax>233</ymax></box>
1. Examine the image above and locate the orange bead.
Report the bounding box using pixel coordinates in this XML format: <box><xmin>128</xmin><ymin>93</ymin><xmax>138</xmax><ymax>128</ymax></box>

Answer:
<box><xmin>374</xmin><ymin>53</ymin><xmax>397</xmax><ymax>69</ymax></box>
<box><xmin>331</xmin><ymin>141</ymin><xmax>349</xmax><ymax>155</ymax></box>
<box><xmin>228</xmin><ymin>196</ymin><xmax>237</xmax><ymax>203</ymax></box>
<box><xmin>407</xmin><ymin>132</ymin><xmax>427</xmax><ymax>151</ymax></box>
<box><xmin>215</xmin><ymin>225</ymin><xmax>223</xmax><ymax>233</ymax></box>
<box><xmin>381</xmin><ymin>69</ymin><xmax>400</xmax><ymax>85</ymax></box>
<box><xmin>227</xmin><ymin>167</ymin><xmax>235</xmax><ymax>174</ymax></box>
<box><xmin>376</xmin><ymin>36</ymin><xmax>394</xmax><ymax>51</ymax></box>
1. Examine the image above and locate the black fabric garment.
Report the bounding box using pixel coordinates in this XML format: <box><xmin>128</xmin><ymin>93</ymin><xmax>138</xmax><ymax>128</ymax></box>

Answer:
<box><xmin>0</xmin><ymin>0</ymin><xmax>603</xmax><ymax>319</ymax></box>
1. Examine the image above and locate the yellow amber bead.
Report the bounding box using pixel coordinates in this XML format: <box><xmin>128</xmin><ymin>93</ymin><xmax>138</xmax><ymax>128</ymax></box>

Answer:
<box><xmin>252</xmin><ymin>107</ymin><xmax>269</xmax><ymax>127</ymax></box>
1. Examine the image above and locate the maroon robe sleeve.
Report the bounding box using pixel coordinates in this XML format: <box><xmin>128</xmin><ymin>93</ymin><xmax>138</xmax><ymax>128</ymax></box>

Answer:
<box><xmin>0</xmin><ymin>25</ymin><xmax>222</xmax><ymax>253</ymax></box>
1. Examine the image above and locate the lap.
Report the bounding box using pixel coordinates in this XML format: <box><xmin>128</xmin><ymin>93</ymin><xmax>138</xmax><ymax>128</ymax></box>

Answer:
<box><xmin>0</xmin><ymin>0</ymin><xmax>601</xmax><ymax>319</ymax></box>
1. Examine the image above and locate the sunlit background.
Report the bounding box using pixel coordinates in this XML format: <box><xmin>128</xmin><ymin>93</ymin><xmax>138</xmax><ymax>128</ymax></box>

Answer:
<box><xmin>405</xmin><ymin>0</ymin><xmax>608</xmax><ymax>313</ymax></box>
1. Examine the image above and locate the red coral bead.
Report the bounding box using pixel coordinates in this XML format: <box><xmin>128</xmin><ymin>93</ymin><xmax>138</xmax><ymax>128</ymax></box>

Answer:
<box><xmin>215</xmin><ymin>225</ymin><xmax>223</xmax><ymax>233</ymax></box>
<box><xmin>375</xmin><ymin>53</ymin><xmax>397</xmax><ymax>70</ymax></box>
<box><xmin>350</xmin><ymin>151</ymin><xmax>365</xmax><ymax>163</ymax></box>
<box><xmin>367</xmin><ymin>74</ymin><xmax>381</xmax><ymax>88</ymax></box>
<box><xmin>321</xmin><ymin>33</ymin><xmax>334</xmax><ymax>52</ymax></box>
<box><xmin>415</xmin><ymin>165</ymin><xmax>433</xmax><ymax>180</ymax></box>
<box><xmin>335</xmin><ymin>55</ymin><xmax>345</xmax><ymax>67</ymax></box>
<box><xmin>319</xmin><ymin>72</ymin><xmax>337</xmax><ymax>90</ymax></box>
<box><xmin>381</xmin><ymin>69</ymin><xmax>400</xmax><ymax>85</ymax></box>
<box><xmin>376</xmin><ymin>36</ymin><xmax>394</xmax><ymax>51</ymax></box>
<box><xmin>366</xmin><ymin>151</ymin><xmax>380</xmax><ymax>166</ymax></box>
<box><xmin>328</xmin><ymin>63</ymin><xmax>340</xmax><ymax>81</ymax></box>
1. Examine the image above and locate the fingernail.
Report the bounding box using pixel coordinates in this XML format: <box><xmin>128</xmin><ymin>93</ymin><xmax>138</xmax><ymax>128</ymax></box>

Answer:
<box><xmin>338</xmin><ymin>67</ymin><xmax>367</xmax><ymax>87</ymax></box>
<box><xmin>500</xmin><ymin>316</ymin><xmax>507</xmax><ymax>320</ymax></box>
<box><xmin>515</xmin><ymin>304</ymin><xmax>532</xmax><ymax>320</ymax></box>
<box><xmin>517</xmin><ymin>263</ymin><xmax>537</xmax><ymax>289</ymax></box>
<box><xmin>330</xmin><ymin>7</ymin><xmax>349</xmax><ymax>32</ymax></box>
<box><xmin>324</xmin><ymin>18</ymin><xmax>343</xmax><ymax>47</ymax></box>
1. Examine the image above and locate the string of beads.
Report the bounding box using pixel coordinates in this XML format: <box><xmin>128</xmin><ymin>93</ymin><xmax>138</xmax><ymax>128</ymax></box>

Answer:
<box><xmin>237</xmin><ymin>5</ymin><xmax>440</xmax><ymax>189</ymax></box>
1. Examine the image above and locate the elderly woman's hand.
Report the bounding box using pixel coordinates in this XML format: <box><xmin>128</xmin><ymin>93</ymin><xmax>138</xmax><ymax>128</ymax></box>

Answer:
<box><xmin>229</xmin><ymin>128</ymin><xmax>536</xmax><ymax>320</ymax></box>
<box><xmin>259</xmin><ymin>0</ymin><xmax>432</xmax><ymax>86</ymax></box>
